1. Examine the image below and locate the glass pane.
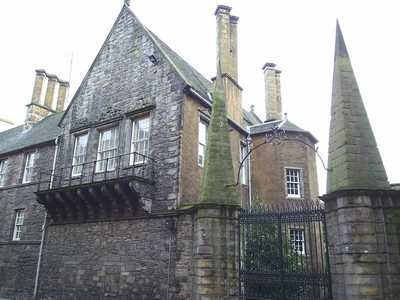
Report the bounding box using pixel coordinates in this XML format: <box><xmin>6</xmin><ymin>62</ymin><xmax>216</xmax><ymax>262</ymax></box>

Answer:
<box><xmin>199</xmin><ymin>121</ymin><xmax>207</xmax><ymax>145</ymax></box>
<box><xmin>131</xmin><ymin>117</ymin><xmax>150</xmax><ymax>164</ymax></box>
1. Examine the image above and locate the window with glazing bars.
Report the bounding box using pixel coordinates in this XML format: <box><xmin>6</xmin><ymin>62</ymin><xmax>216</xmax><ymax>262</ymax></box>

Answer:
<box><xmin>290</xmin><ymin>228</ymin><xmax>305</xmax><ymax>255</ymax></box>
<box><xmin>130</xmin><ymin>116</ymin><xmax>150</xmax><ymax>165</ymax></box>
<box><xmin>286</xmin><ymin>168</ymin><xmax>301</xmax><ymax>198</ymax></box>
<box><xmin>96</xmin><ymin>127</ymin><xmax>118</xmax><ymax>172</ymax></box>
<box><xmin>198</xmin><ymin>120</ymin><xmax>207</xmax><ymax>167</ymax></box>
<box><xmin>72</xmin><ymin>133</ymin><xmax>88</xmax><ymax>176</ymax></box>
<box><xmin>22</xmin><ymin>152</ymin><xmax>36</xmax><ymax>183</ymax></box>
<box><xmin>0</xmin><ymin>159</ymin><xmax>7</xmax><ymax>187</ymax></box>
<box><xmin>13</xmin><ymin>209</ymin><xmax>25</xmax><ymax>241</ymax></box>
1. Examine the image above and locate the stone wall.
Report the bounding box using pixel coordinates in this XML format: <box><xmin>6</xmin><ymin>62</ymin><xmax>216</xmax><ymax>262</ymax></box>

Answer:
<box><xmin>0</xmin><ymin>143</ymin><xmax>55</xmax><ymax>299</ymax></box>
<box><xmin>38</xmin><ymin>216</ymin><xmax>177</xmax><ymax>299</ymax></box>
<box><xmin>179</xmin><ymin>94</ymin><xmax>247</xmax><ymax>207</ymax></box>
<box><xmin>57</xmin><ymin>7</ymin><xmax>185</xmax><ymax>211</ymax></box>
<box><xmin>323</xmin><ymin>191</ymin><xmax>400</xmax><ymax>300</ymax></box>
<box><xmin>251</xmin><ymin>132</ymin><xmax>318</xmax><ymax>203</ymax></box>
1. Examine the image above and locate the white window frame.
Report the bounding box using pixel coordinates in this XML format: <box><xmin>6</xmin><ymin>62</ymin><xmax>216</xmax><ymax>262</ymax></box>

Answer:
<box><xmin>240</xmin><ymin>143</ymin><xmax>248</xmax><ymax>185</ymax></box>
<box><xmin>130</xmin><ymin>116</ymin><xmax>150</xmax><ymax>165</ymax></box>
<box><xmin>285</xmin><ymin>167</ymin><xmax>302</xmax><ymax>198</ymax></box>
<box><xmin>198</xmin><ymin>119</ymin><xmax>208</xmax><ymax>167</ymax></box>
<box><xmin>0</xmin><ymin>159</ymin><xmax>7</xmax><ymax>187</ymax></box>
<box><xmin>71</xmin><ymin>133</ymin><xmax>88</xmax><ymax>177</ymax></box>
<box><xmin>290</xmin><ymin>228</ymin><xmax>305</xmax><ymax>255</ymax></box>
<box><xmin>96</xmin><ymin>127</ymin><xmax>119</xmax><ymax>173</ymax></box>
<box><xmin>13</xmin><ymin>209</ymin><xmax>25</xmax><ymax>241</ymax></box>
<box><xmin>22</xmin><ymin>152</ymin><xmax>36</xmax><ymax>184</ymax></box>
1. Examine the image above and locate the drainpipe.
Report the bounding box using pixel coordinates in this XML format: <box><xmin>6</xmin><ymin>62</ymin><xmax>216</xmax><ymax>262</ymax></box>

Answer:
<box><xmin>33</xmin><ymin>135</ymin><xmax>59</xmax><ymax>299</ymax></box>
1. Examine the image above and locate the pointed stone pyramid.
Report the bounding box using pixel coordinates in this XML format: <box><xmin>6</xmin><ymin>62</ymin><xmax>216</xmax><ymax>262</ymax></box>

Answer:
<box><xmin>199</xmin><ymin>65</ymin><xmax>239</xmax><ymax>205</ymax></box>
<box><xmin>327</xmin><ymin>21</ymin><xmax>389</xmax><ymax>193</ymax></box>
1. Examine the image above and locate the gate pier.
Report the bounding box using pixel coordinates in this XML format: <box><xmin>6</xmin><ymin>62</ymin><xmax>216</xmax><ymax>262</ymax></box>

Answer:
<box><xmin>323</xmin><ymin>22</ymin><xmax>400</xmax><ymax>299</ymax></box>
<box><xmin>322</xmin><ymin>191</ymin><xmax>400</xmax><ymax>299</ymax></box>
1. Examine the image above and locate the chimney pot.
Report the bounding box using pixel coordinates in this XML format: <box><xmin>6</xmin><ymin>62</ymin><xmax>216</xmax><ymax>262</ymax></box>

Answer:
<box><xmin>230</xmin><ymin>15</ymin><xmax>239</xmax><ymax>24</ymax></box>
<box><xmin>214</xmin><ymin>5</ymin><xmax>231</xmax><ymax>16</ymax></box>
<box><xmin>262</xmin><ymin>62</ymin><xmax>277</xmax><ymax>71</ymax></box>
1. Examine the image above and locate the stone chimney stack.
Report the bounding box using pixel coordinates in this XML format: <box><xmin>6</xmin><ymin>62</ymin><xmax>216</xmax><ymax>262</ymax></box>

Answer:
<box><xmin>215</xmin><ymin>5</ymin><xmax>238</xmax><ymax>80</ymax></box>
<box><xmin>25</xmin><ymin>69</ymin><xmax>69</xmax><ymax>128</ymax></box>
<box><xmin>56</xmin><ymin>80</ymin><xmax>69</xmax><ymax>112</ymax></box>
<box><xmin>44</xmin><ymin>74</ymin><xmax>59</xmax><ymax>109</ymax></box>
<box><xmin>214</xmin><ymin>5</ymin><xmax>243</xmax><ymax>125</ymax></box>
<box><xmin>262</xmin><ymin>62</ymin><xmax>282</xmax><ymax>121</ymax></box>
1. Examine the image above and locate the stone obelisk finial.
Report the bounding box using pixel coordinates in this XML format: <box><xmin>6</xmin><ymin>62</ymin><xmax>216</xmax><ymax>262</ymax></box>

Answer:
<box><xmin>199</xmin><ymin>63</ymin><xmax>239</xmax><ymax>205</ymax></box>
<box><xmin>326</xmin><ymin>21</ymin><xmax>389</xmax><ymax>193</ymax></box>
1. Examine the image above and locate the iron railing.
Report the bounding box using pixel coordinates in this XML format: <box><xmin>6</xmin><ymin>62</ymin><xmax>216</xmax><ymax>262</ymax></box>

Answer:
<box><xmin>239</xmin><ymin>201</ymin><xmax>332</xmax><ymax>300</ymax></box>
<box><xmin>37</xmin><ymin>152</ymin><xmax>155</xmax><ymax>192</ymax></box>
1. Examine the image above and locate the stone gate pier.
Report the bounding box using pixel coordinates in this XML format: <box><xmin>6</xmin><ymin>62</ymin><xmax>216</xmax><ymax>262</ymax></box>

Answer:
<box><xmin>322</xmin><ymin>21</ymin><xmax>400</xmax><ymax>300</ymax></box>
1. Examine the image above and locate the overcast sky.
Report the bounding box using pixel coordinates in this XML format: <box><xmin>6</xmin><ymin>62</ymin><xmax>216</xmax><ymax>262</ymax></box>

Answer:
<box><xmin>0</xmin><ymin>0</ymin><xmax>399</xmax><ymax>194</ymax></box>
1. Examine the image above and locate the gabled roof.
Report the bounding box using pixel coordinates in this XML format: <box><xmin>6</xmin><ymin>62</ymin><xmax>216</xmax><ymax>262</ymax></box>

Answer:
<box><xmin>0</xmin><ymin>112</ymin><xmax>63</xmax><ymax>156</ymax></box>
<box><xmin>250</xmin><ymin>119</ymin><xmax>318</xmax><ymax>143</ymax></box>
<box><xmin>60</xmin><ymin>4</ymin><xmax>258</xmax><ymax>127</ymax></box>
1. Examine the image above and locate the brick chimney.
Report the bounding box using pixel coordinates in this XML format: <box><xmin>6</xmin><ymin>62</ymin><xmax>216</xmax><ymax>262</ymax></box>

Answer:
<box><xmin>214</xmin><ymin>5</ymin><xmax>243</xmax><ymax>125</ymax></box>
<box><xmin>25</xmin><ymin>69</ymin><xmax>69</xmax><ymax>128</ymax></box>
<box><xmin>262</xmin><ymin>62</ymin><xmax>282</xmax><ymax>121</ymax></box>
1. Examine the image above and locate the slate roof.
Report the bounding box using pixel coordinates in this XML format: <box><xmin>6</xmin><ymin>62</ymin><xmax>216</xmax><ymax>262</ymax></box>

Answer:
<box><xmin>146</xmin><ymin>28</ymin><xmax>261</xmax><ymax>126</ymax></box>
<box><xmin>146</xmin><ymin>29</ymin><xmax>213</xmax><ymax>101</ymax></box>
<box><xmin>0</xmin><ymin>113</ymin><xmax>63</xmax><ymax>156</ymax></box>
<box><xmin>243</xmin><ymin>109</ymin><xmax>261</xmax><ymax>126</ymax></box>
<box><xmin>250</xmin><ymin>119</ymin><xmax>318</xmax><ymax>143</ymax></box>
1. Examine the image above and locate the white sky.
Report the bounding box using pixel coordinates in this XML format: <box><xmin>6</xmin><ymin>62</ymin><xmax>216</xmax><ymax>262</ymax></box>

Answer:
<box><xmin>0</xmin><ymin>0</ymin><xmax>399</xmax><ymax>194</ymax></box>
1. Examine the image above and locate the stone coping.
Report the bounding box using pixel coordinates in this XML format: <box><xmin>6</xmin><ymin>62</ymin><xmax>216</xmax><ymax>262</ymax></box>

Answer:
<box><xmin>320</xmin><ymin>188</ymin><xmax>400</xmax><ymax>202</ymax></box>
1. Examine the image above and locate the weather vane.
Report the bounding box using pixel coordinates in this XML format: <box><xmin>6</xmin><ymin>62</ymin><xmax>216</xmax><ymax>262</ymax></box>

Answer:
<box><xmin>124</xmin><ymin>0</ymin><xmax>131</xmax><ymax>7</ymax></box>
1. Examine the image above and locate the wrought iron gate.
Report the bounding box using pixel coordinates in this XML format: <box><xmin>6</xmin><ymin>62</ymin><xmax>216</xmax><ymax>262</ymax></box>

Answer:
<box><xmin>239</xmin><ymin>202</ymin><xmax>332</xmax><ymax>300</ymax></box>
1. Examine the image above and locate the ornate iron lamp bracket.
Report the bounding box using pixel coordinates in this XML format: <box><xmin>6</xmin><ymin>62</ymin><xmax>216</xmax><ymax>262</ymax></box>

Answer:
<box><xmin>226</xmin><ymin>125</ymin><xmax>330</xmax><ymax>187</ymax></box>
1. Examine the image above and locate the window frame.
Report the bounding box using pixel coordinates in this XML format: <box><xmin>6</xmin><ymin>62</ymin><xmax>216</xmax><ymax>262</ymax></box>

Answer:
<box><xmin>130</xmin><ymin>115</ymin><xmax>151</xmax><ymax>165</ymax></box>
<box><xmin>22</xmin><ymin>152</ymin><xmax>36</xmax><ymax>184</ymax></box>
<box><xmin>198</xmin><ymin>118</ymin><xmax>208</xmax><ymax>168</ymax></box>
<box><xmin>0</xmin><ymin>159</ymin><xmax>8</xmax><ymax>187</ymax></box>
<box><xmin>12</xmin><ymin>209</ymin><xmax>25</xmax><ymax>241</ymax></box>
<box><xmin>96</xmin><ymin>127</ymin><xmax>119</xmax><ymax>173</ymax></box>
<box><xmin>285</xmin><ymin>167</ymin><xmax>302</xmax><ymax>198</ymax></box>
<box><xmin>240</xmin><ymin>142</ymin><xmax>249</xmax><ymax>185</ymax></box>
<box><xmin>289</xmin><ymin>228</ymin><xmax>305</xmax><ymax>255</ymax></box>
<box><xmin>71</xmin><ymin>133</ymin><xmax>89</xmax><ymax>177</ymax></box>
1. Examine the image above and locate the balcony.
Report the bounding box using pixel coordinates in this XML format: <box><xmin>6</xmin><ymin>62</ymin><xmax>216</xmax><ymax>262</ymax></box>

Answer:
<box><xmin>36</xmin><ymin>152</ymin><xmax>155</xmax><ymax>223</ymax></box>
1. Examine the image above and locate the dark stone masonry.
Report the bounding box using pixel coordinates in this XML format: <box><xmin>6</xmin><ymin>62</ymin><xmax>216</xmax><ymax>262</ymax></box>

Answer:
<box><xmin>1</xmin><ymin>3</ymin><xmax>399</xmax><ymax>300</ymax></box>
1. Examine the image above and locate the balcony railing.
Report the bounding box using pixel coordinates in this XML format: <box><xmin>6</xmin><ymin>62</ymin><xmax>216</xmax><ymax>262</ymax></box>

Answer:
<box><xmin>37</xmin><ymin>152</ymin><xmax>155</xmax><ymax>192</ymax></box>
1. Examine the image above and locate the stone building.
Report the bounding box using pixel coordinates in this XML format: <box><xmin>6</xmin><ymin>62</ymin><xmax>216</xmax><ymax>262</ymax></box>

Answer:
<box><xmin>0</xmin><ymin>3</ymin><xmax>319</xmax><ymax>299</ymax></box>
